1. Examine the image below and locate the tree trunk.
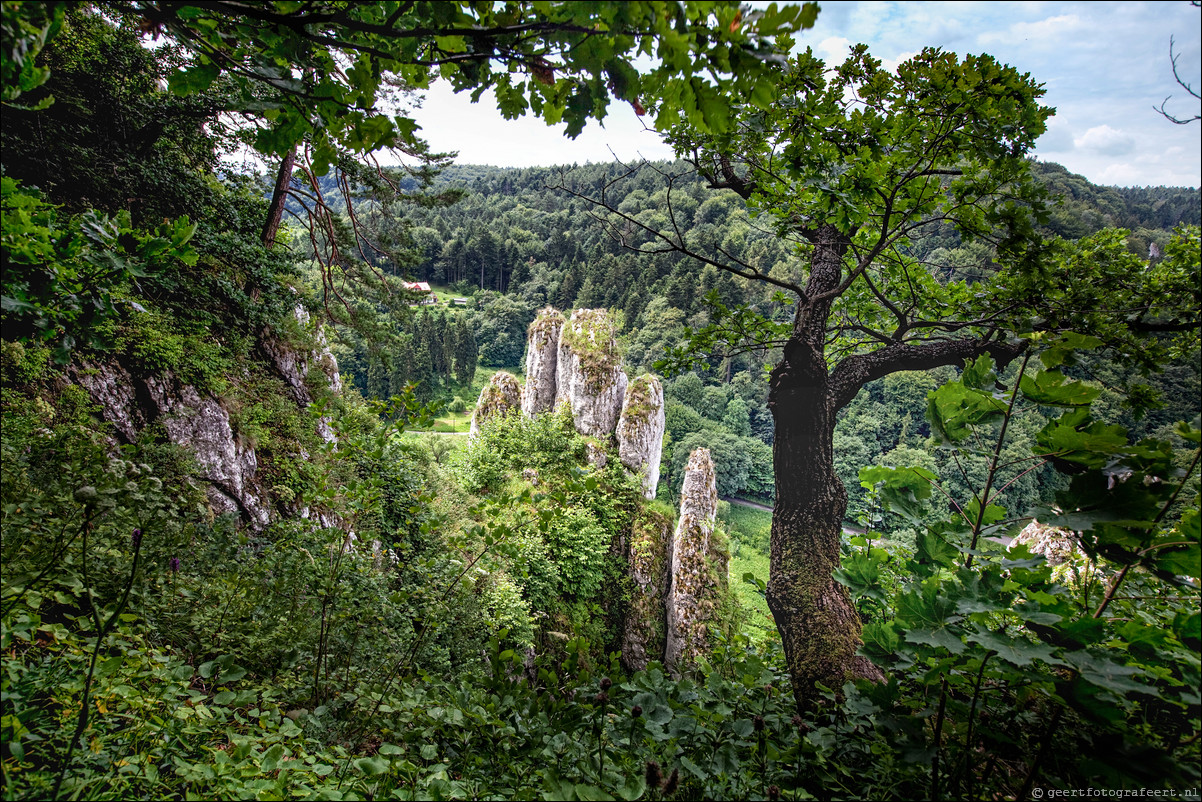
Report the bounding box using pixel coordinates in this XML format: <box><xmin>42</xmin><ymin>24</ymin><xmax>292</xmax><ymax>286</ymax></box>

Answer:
<box><xmin>766</xmin><ymin>224</ymin><xmax>885</xmax><ymax>710</ymax></box>
<box><xmin>767</xmin><ymin>370</ymin><xmax>885</xmax><ymax>709</ymax></box>
<box><xmin>261</xmin><ymin>146</ymin><xmax>297</xmax><ymax>249</ymax></box>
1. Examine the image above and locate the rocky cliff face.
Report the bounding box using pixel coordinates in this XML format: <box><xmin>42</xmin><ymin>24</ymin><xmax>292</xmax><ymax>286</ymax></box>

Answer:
<box><xmin>621</xmin><ymin>508</ymin><xmax>673</xmax><ymax>673</ymax></box>
<box><xmin>555</xmin><ymin>309</ymin><xmax>627</xmax><ymax>438</ymax></box>
<box><xmin>70</xmin><ymin>361</ymin><xmax>271</xmax><ymax>527</ymax></box>
<box><xmin>67</xmin><ymin>309</ymin><xmax>343</xmax><ymax>530</ymax></box>
<box><xmin>617</xmin><ymin>374</ymin><xmax>666</xmax><ymax>499</ymax></box>
<box><xmin>521</xmin><ymin>307</ymin><xmax>563</xmax><ymax>417</ymax></box>
<box><xmin>470</xmin><ymin>371</ymin><xmax>522</xmax><ymax>438</ymax></box>
<box><xmin>1011</xmin><ymin>520</ymin><xmax>1101</xmax><ymax>586</ymax></box>
<box><xmin>262</xmin><ymin>306</ymin><xmax>342</xmax><ymax>442</ymax></box>
<box><xmin>665</xmin><ymin>447</ymin><xmax>719</xmax><ymax>675</ymax></box>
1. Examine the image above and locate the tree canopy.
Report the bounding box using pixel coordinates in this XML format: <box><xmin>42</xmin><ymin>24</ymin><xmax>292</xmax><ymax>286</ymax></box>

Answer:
<box><xmin>112</xmin><ymin>0</ymin><xmax>819</xmax><ymax>171</ymax></box>
<box><xmin>565</xmin><ymin>43</ymin><xmax>1200</xmax><ymax>705</ymax></box>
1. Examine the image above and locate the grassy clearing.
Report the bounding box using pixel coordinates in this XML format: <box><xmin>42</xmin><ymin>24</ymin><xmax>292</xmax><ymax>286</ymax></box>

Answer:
<box><xmin>722</xmin><ymin>503</ymin><xmax>772</xmax><ymax>552</ymax></box>
<box><xmin>730</xmin><ymin>546</ymin><xmax>775</xmax><ymax>636</ymax></box>
<box><xmin>721</xmin><ymin>503</ymin><xmax>776</xmax><ymax>638</ymax></box>
<box><xmin>411</xmin><ymin>366</ymin><xmax>527</xmax><ymax>434</ymax></box>
<box><xmin>428</xmin><ymin>410</ymin><xmax>472</xmax><ymax>433</ymax></box>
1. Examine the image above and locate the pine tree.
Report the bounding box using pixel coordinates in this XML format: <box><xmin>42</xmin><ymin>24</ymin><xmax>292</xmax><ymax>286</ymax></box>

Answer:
<box><xmin>454</xmin><ymin>317</ymin><xmax>478</xmax><ymax>387</ymax></box>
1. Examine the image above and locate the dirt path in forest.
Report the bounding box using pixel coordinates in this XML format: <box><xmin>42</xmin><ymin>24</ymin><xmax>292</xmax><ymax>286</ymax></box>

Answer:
<box><xmin>720</xmin><ymin>496</ymin><xmax>864</xmax><ymax>536</ymax></box>
<box><xmin>721</xmin><ymin>495</ymin><xmax>773</xmax><ymax>512</ymax></box>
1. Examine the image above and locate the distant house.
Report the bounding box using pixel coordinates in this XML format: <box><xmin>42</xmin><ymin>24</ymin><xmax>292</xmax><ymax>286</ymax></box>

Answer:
<box><xmin>402</xmin><ymin>281</ymin><xmax>436</xmax><ymax>305</ymax></box>
<box><xmin>450</xmin><ymin>297</ymin><xmax>468</xmax><ymax>307</ymax></box>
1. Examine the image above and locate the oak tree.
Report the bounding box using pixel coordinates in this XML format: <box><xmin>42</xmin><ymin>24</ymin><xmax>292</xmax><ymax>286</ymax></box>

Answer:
<box><xmin>565</xmin><ymin>45</ymin><xmax>1196</xmax><ymax>707</ymax></box>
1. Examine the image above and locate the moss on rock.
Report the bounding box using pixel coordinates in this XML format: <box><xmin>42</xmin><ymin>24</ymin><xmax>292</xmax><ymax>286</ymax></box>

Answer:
<box><xmin>555</xmin><ymin>309</ymin><xmax>627</xmax><ymax>438</ymax></box>
<box><xmin>558</xmin><ymin>309</ymin><xmax>622</xmax><ymax>394</ymax></box>
<box><xmin>522</xmin><ymin>307</ymin><xmax>564</xmax><ymax>416</ymax></box>
<box><xmin>470</xmin><ymin>371</ymin><xmax>522</xmax><ymax>438</ymax></box>
<box><xmin>665</xmin><ymin>447</ymin><xmax>719</xmax><ymax>675</ymax></box>
<box><xmin>617</xmin><ymin>373</ymin><xmax>666</xmax><ymax>500</ymax></box>
<box><xmin>621</xmin><ymin>506</ymin><xmax>673</xmax><ymax>673</ymax></box>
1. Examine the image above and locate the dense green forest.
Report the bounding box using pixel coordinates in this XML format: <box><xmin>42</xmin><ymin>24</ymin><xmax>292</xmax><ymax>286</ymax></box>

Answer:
<box><xmin>335</xmin><ymin>160</ymin><xmax>1200</xmax><ymax>521</ymax></box>
<box><xmin>2</xmin><ymin>4</ymin><xmax>1200</xmax><ymax>801</ymax></box>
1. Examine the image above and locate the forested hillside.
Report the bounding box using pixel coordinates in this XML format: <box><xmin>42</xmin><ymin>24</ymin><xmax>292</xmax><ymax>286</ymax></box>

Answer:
<box><xmin>2</xmin><ymin>4</ymin><xmax>1199</xmax><ymax>801</ymax></box>
<box><xmin>336</xmin><ymin>160</ymin><xmax>1200</xmax><ymax>522</ymax></box>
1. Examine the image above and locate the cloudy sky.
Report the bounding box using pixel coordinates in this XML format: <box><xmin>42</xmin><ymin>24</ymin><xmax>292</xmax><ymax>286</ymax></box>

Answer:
<box><xmin>408</xmin><ymin>1</ymin><xmax>1201</xmax><ymax>188</ymax></box>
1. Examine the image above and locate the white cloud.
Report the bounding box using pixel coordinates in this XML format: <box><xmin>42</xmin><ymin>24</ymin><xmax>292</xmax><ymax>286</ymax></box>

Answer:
<box><xmin>880</xmin><ymin>51</ymin><xmax>920</xmax><ymax>74</ymax></box>
<box><xmin>1073</xmin><ymin>125</ymin><xmax>1137</xmax><ymax>157</ymax></box>
<box><xmin>813</xmin><ymin>36</ymin><xmax>855</xmax><ymax>64</ymax></box>
<box><xmin>978</xmin><ymin>14</ymin><xmax>1083</xmax><ymax>46</ymax></box>
<box><xmin>408</xmin><ymin>81</ymin><xmax>675</xmax><ymax>168</ymax></box>
<box><xmin>1035</xmin><ymin>117</ymin><xmax>1076</xmax><ymax>153</ymax></box>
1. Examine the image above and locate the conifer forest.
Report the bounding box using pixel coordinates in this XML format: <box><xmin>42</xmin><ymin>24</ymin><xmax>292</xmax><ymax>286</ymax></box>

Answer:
<box><xmin>1</xmin><ymin>2</ymin><xmax>1199</xmax><ymax>800</ymax></box>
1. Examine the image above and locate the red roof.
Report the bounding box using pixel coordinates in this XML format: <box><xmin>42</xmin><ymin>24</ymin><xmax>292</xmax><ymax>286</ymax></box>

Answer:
<box><xmin>402</xmin><ymin>281</ymin><xmax>432</xmax><ymax>292</ymax></box>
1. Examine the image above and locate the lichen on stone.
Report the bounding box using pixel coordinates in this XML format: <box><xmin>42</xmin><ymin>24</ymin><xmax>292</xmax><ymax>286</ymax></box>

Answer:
<box><xmin>558</xmin><ymin>309</ymin><xmax>623</xmax><ymax>394</ymax></box>
<box><xmin>1011</xmin><ymin>520</ymin><xmax>1102</xmax><ymax>587</ymax></box>
<box><xmin>621</xmin><ymin>507</ymin><xmax>673</xmax><ymax>673</ymax></box>
<box><xmin>617</xmin><ymin>374</ymin><xmax>666</xmax><ymax>500</ymax></box>
<box><xmin>665</xmin><ymin>447</ymin><xmax>719</xmax><ymax>675</ymax></box>
<box><xmin>522</xmin><ymin>307</ymin><xmax>564</xmax><ymax>417</ymax></box>
<box><xmin>470</xmin><ymin>371</ymin><xmax>522</xmax><ymax>439</ymax></box>
<box><xmin>555</xmin><ymin>309</ymin><xmax>627</xmax><ymax>438</ymax></box>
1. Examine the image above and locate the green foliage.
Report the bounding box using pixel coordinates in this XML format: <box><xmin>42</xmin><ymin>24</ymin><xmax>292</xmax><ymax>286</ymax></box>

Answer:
<box><xmin>838</xmin><ymin>339</ymin><xmax>1201</xmax><ymax>797</ymax></box>
<box><xmin>2</xmin><ymin>2</ymin><xmax>1198</xmax><ymax>796</ymax></box>
<box><xmin>1000</xmin><ymin>226</ymin><xmax>1202</xmax><ymax>370</ymax></box>
<box><xmin>138</xmin><ymin>1</ymin><xmax>816</xmax><ymax>169</ymax></box>
<box><xmin>475</xmin><ymin>292</ymin><xmax>534</xmax><ymax>368</ymax></box>
<box><xmin>1</xmin><ymin>0</ymin><xmax>64</xmax><ymax>107</ymax></box>
<box><xmin>456</xmin><ymin>407</ymin><xmax>643</xmax><ymax>649</ymax></box>
<box><xmin>1</xmin><ymin>177</ymin><xmax>197</xmax><ymax>362</ymax></box>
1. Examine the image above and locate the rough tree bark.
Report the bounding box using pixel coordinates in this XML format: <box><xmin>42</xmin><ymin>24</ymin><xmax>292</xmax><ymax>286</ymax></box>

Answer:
<box><xmin>261</xmin><ymin>146</ymin><xmax>296</xmax><ymax>249</ymax></box>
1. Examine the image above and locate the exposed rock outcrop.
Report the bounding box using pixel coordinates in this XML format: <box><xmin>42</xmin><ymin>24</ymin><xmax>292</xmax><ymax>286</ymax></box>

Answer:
<box><xmin>617</xmin><ymin>374</ymin><xmax>666</xmax><ymax>499</ymax></box>
<box><xmin>521</xmin><ymin>307</ymin><xmax>564</xmax><ymax>416</ymax></box>
<box><xmin>555</xmin><ymin>309</ymin><xmax>627</xmax><ymax>438</ymax></box>
<box><xmin>665</xmin><ymin>447</ymin><xmax>719</xmax><ymax>675</ymax></box>
<box><xmin>148</xmin><ymin>378</ymin><xmax>270</xmax><ymax>528</ymax></box>
<box><xmin>262</xmin><ymin>305</ymin><xmax>342</xmax><ymax>442</ymax></box>
<box><xmin>621</xmin><ymin>508</ymin><xmax>673</xmax><ymax>673</ymax></box>
<box><xmin>518</xmin><ymin>309</ymin><xmax>665</xmax><ymax>496</ymax></box>
<box><xmin>470</xmin><ymin>371</ymin><xmax>522</xmax><ymax>438</ymax></box>
<box><xmin>69</xmin><ymin>360</ymin><xmax>146</xmax><ymax>443</ymax></box>
<box><xmin>1012</xmin><ymin>520</ymin><xmax>1081</xmax><ymax>565</ymax></box>
<box><xmin>586</xmin><ymin>441</ymin><xmax>608</xmax><ymax>469</ymax></box>
<box><xmin>263</xmin><ymin>306</ymin><xmax>344</xmax><ymax>405</ymax></box>
<box><xmin>1011</xmin><ymin>520</ymin><xmax>1102</xmax><ymax>586</ymax></box>
<box><xmin>69</xmin><ymin>361</ymin><xmax>270</xmax><ymax>527</ymax></box>
<box><xmin>65</xmin><ymin>305</ymin><xmax>346</xmax><ymax>529</ymax></box>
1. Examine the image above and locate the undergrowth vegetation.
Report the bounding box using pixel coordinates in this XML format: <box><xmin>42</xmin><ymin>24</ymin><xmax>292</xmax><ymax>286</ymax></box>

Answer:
<box><xmin>2</xmin><ymin>5</ymin><xmax>1199</xmax><ymax>801</ymax></box>
<box><xmin>4</xmin><ymin>330</ymin><xmax>1198</xmax><ymax>800</ymax></box>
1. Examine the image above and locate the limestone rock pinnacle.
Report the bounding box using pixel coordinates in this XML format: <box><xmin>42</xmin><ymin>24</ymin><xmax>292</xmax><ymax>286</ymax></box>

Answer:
<box><xmin>617</xmin><ymin>374</ymin><xmax>666</xmax><ymax>499</ymax></box>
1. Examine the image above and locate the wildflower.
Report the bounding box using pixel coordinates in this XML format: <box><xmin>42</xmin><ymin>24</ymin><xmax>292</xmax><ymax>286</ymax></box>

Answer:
<box><xmin>131</xmin><ymin>528</ymin><xmax>142</xmax><ymax>549</ymax></box>
<box><xmin>753</xmin><ymin>714</ymin><xmax>765</xmax><ymax>732</ymax></box>
<box><xmin>594</xmin><ymin>691</ymin><xmax>609</xmax><ymax>705</ymax></box>
<box><xmin>768</xmin><ymin>785</ymin><xmax>781</xmax><ymax>801</ymax></box>
<box><xmin>645</xmin><ymin>761</ymin><xmax>663</xmax><ymax>788</ymax></box>
<box><xmin>599</xmin><ymin>676</ymin><xmax>612</xmax><ymax>691</ymax></box>
<box><xmin>169</xmin><ymin>557</ymin><xmax>181</xmax><ymax>573</ymax></box>
<box><xmin>631</xmin><ymin>705</ymin><xmax>643</xmax><ymax>718</ymax></box>
<box><xmin>662</xmin><ymin>767</ymin><xmax>679</xmax><ymax>795</ymax></box>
